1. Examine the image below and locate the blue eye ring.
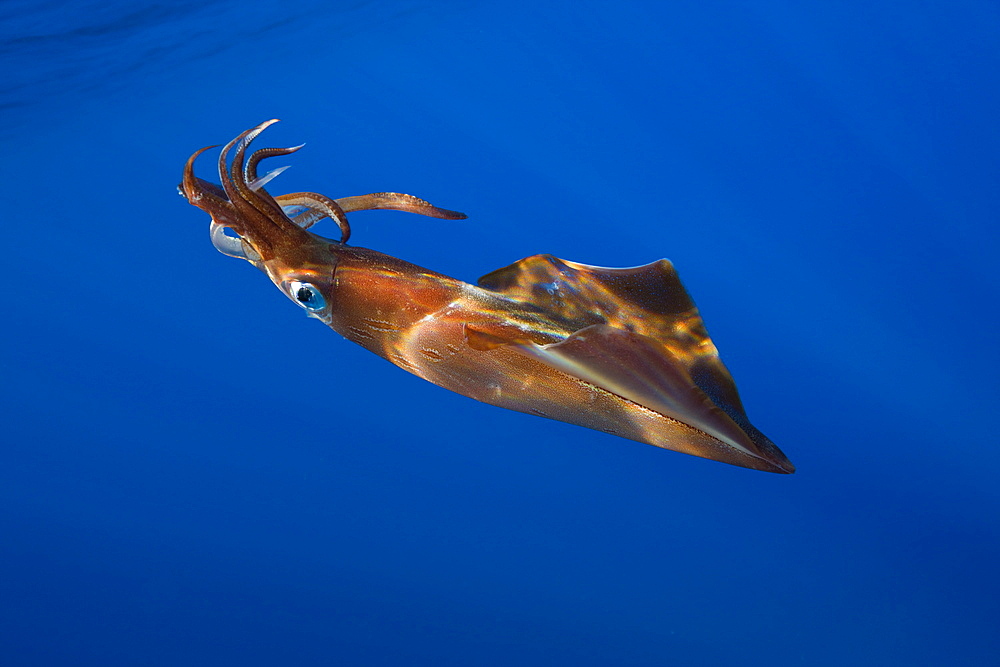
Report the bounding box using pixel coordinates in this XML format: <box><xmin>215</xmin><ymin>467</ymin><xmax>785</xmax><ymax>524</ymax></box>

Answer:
<box><xmin>287</xmin><ymin>281</ymin><xmax>326</xmax><ymax>312</ymax></box>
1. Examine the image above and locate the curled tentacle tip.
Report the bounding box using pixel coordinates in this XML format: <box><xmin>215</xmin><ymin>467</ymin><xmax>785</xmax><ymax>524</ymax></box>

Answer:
<box><xmin>185</xmin><ymin>144</ymin><xmax>219</xmax><ymax>167</ymax></box>
<box><xmin>182</xmin><ymin>144</ymin><xmax>223</xmax><ymax>201</ymax></box>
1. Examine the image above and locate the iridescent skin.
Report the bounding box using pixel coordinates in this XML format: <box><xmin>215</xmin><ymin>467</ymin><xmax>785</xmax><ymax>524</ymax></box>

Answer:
<box><xmin>180</xmin><ymin>120</ymin><xmax>794</xmax><ymax>473</ymax></box>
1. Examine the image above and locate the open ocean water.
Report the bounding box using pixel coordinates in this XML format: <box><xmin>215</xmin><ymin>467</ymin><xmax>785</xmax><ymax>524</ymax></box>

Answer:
<box><xmin>1</xmin><ymin>1</ymin><xmax>998</xmax><ymax>665</ymax></box>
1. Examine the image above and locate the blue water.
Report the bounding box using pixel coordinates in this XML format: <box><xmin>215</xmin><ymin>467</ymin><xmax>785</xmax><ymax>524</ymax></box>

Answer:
<box><xmin>2</xmin><ymin>2</ymin><xmax>998</xmax><ymax>665</ymax></box>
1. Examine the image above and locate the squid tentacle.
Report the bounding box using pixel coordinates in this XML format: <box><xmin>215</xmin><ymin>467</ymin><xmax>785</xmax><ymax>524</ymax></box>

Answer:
<box><xmin>181</xmin><ymin>146</ymin><xmax>245</xmax><ymax>232</ymax></box>
<box><xmin>336</xmin><ymin>192</ymin><xmax>467</xmax><ymax>220</ymax></box>
<box><xmin>217</xmin><ymin>126</ymin><xmax>281</xmax><ymax>245</ymax></box>
<box><xmin>227</xmin><ymin>121</ymin><xmax>291</xmax><ymax>224</ymax></box>
<box><xmin>214</xmin><ymin>120</ymin><xmax>312</xmax><ymax>257</ymax></box>
<box><xmin>274</xmin><ymin>192</ymin><xmax>352</xmax><ymax>244</ymax></box>
<box><xmin>244</xmin><ymin>143</ymin><xmax>304</xmax><ymax>186</ymax></box>
<box><xmin>185</xmin><ymin>121</ymin><xmax>466</xmax><ymax>261</ymax></box>
<box><xmin>248</xmin><ymin>165</ymin><xmax>290</xmax><ymax>191</ymax></box>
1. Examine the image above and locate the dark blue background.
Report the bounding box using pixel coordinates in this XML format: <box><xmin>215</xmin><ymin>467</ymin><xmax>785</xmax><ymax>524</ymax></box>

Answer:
<box><xmin>2</xmin><ymin>2</ymin><xmax>998</xmax><ymax>665</ymax></box>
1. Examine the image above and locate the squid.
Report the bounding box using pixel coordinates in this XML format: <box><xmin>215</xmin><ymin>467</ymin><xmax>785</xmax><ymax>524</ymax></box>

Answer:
<box><xmin>180</xmin><ymin>120</ymin><xmax>794</xmax><ymax>473</ymax></box>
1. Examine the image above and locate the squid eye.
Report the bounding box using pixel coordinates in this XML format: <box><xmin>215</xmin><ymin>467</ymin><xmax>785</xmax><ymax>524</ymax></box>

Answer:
<box><xmin>288</xmin><ymin>281</ymin><xmax>326</xmax><ymax>312</ymax></box>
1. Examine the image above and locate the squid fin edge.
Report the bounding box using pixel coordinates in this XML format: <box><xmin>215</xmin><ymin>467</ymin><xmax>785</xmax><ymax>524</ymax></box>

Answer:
<box><xmin>463</xmin><ymin>322</ymin><xmax>794</xmax><ymax>474</ymax></box>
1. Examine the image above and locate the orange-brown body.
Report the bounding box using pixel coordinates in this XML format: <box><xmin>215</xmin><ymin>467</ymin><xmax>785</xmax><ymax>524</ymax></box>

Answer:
<box><xmin>181</xmin><ymin>121</ymin><xmax>794</xmax><ymax>473</ymax></box>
